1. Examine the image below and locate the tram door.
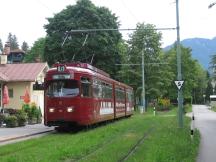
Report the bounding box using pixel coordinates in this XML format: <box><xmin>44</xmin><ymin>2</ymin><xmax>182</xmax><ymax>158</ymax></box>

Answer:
<box><xmin>80</xmin><ymin>76</ymin><xmax>93</xmax><ymax>122</ymax></box>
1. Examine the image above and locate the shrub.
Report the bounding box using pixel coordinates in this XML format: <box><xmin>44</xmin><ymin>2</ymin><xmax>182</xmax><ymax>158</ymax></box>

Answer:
<box><xmin>4</xmin><ymin>115</ymin><xmax>18</xmax><ymax>127</ymax></box>
<box><xmin>37</xmin><ymin>107</ymin><xmax>42</xmax><ymax>123</ymax></box>
<box><xmin>31</xmin><ymin>104</ymin><xmax>38</xmax><ymax>117</ymax></box>
<box><xmin>15</xmin><ymin>110</ymin><xmax>27</xmax><ymax>126</ymax></box>
<box><xmin>0</xmin><ymin>113</ymin><xmax>5</xmax><ymax>126</ymax></box>
<box><xmin>2</xmin><ymin>108</ymin><xmax>27</xmax><ymax>127</ymax></box>
<box><xmin>22</xmin><ymin>104</ymin><xmax>31</xmax><ymax>114</ymax></box>
<box><xmin>4</xmin><ymin>108</ymin><xmax>18</xmax><ymax>115</ymax></box>
<box><xmin>22</xmin><ymin>104</ymin><xmax>33</xmax><ymax>120</ymax></box>
<box><xmin>157</xmin><ymin>98</ymin><xmax>171</xmax><ymax>111</ymax></box>
<box><xmin>23</xmin><ymin>103</ymin><xmax>42</xmax><ymax>124</ymax></box>
<box><xmin>184</xmin><ymin>104</ymin><xmax>192</xmax><ymax>113</ymax></box>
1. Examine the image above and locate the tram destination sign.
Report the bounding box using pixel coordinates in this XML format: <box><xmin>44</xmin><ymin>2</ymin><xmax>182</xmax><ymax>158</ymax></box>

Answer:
<box><xmin>53</xmin><ymin>74</ymin><xmax>72</xmax><ymax>80</ymax></box>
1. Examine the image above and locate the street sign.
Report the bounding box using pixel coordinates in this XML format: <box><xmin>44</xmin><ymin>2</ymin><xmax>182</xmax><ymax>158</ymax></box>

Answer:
<box><xmin>174</xmin><ymin>80</ymin><xmax>184</xmax><ymax>90</ymax></box>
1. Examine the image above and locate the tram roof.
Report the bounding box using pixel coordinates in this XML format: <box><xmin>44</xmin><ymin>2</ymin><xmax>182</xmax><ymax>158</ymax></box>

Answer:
<box><xmin>49</xmin><ymin>62</ymin><xmax>132</xmax><ymax>89</ymax></box>
<box><xmin>53</xmin><ymin>63</ymin><xmax>110</xmax><ymax>77</ymax></box>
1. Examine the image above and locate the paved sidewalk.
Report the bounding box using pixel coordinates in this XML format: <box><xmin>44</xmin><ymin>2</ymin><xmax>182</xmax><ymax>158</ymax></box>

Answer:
<box><xmin>192</xmin><ymin>105</ymin><xmax>216</xmax><ymax>162</ymax></box>
<box><xmin>0</xmin><ymin>123</ymin><xmax>54</xmax><ymax>143</ymax></box>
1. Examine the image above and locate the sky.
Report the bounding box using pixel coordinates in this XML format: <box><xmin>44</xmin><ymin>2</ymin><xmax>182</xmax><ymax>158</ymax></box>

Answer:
<box><xmin>0</xmin><ymin>0</ymin><xmax>216</xmax><ymax>48</ymax></box>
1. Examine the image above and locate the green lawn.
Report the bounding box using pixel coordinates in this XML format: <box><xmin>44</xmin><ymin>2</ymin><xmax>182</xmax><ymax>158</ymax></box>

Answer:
<box><xmin>211</xmin><ymin>105</ymin><xmax>216</xmax><ymax>112</ymax></box>
<box><xmin>0</xmin><ymin>107</ymin><xmax>200</xmax><ymax>162</ymax></box>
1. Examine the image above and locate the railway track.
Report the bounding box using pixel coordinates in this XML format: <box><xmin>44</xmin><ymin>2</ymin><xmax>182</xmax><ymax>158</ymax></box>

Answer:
<box><xmin>1</xmin><ymin>125</ymin><xmax>155</xmax><ymax>161</ymax></box>
<box><xmin>118</xmin><ymin>127</ymin><xmax>155</xmax><ymax>162</ymax></box>
<box><xmin>66</xmin><ymin>129</ymin><xmax>127</xmax><ymax>162</ymax></box>
<box><xmin>64</xmin><ymin>127</ymin><xmax>155</xmax><ymax>162</ymax></box>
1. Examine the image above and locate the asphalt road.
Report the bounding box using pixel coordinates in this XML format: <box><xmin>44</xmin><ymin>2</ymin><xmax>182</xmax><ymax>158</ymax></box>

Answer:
<box><xmin>192</xmin><ymin>105</ymin><xmax>216</xmax><ymax>162</ymax></box>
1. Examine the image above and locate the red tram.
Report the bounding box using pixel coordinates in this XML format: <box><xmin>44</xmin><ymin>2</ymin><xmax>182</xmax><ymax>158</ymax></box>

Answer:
<box><xmin>44</xmin><ymin>63</ymin><xmax>134</xmax><ymax>128</ymax></box>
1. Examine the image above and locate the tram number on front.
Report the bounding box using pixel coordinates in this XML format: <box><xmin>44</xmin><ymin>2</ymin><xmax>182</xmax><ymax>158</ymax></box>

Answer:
<box><xmin>57</xmin><ymin>65</ymin><xmax>65</xmax><ymax>72</ymax></box>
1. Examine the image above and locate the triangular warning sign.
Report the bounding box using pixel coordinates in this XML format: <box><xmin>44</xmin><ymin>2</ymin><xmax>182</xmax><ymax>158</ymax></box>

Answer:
<box><xmin>174</xmin><ymin>81</ymin><xmax>184</xmax><ymax>90</ymax></box>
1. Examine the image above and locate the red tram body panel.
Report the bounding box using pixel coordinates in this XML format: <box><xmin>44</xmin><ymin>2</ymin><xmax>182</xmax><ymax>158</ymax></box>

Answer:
<box><xmin>44</xmin><ymin>63</ymin><xmax>134</xmax><ymax>127</ymax></box>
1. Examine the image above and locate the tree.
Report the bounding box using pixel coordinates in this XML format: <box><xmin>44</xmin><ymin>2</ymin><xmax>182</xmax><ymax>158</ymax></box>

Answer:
<box><xmin>206</xmin><ymin>79</ymin><xmax>213</xmax><ymax>103</ymax></box>
<box><xmin>7</xmin><ymin>33</ymin><xmax>19</xmax><ymax>50</ymax></box>
<box><xmin>0</xmin><ymin>38</ymin><xmax>3</xmax><ymax>53</ymax></box>
<box><xmin>164</xmin><ymin>45</ymin><xmax>207</xmax><ymax>103</ymax></box>
<box><xmin>115</xmin><ymin>41</ymin><xmax>130</xmax><ymax>83</ymax></box>
<box><xmin>21</xmin><ymin>41</ymin><xmax>29</xmax><ymax>52</ymax></box>
<box><xmin>24</xmin><ymin>38</ymin><xmax>45</xmax><ymax>63</ymax></box>
<box><xmin>44</xmin><ymin>0</ymin><xmax>122</xmax><ymax>78</ymax></box>
<box><xmin>121</xmin><ymin>23</ymin><xmax>163</xmax><ymax>104</ymax></box>
<box><xmin>157</xmin><ymin>52</ymin><xmax>175</xmax><ymax>97</ymax></box>
<box><xmin>209</xmin><ymin>54</ymin><xmax>216</xmax><ymax>79</ymax></box>
<box><xmin>192</xmin><ymin>63</ymin><xmax>207</xmax><ymax>104</ymax></box>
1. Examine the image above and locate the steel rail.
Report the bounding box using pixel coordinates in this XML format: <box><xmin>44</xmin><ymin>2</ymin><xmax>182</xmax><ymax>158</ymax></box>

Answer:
<box><xmin>117</xmin><ymin>127</ymin><xmax>155</xmax><ymax>162</ymax></box>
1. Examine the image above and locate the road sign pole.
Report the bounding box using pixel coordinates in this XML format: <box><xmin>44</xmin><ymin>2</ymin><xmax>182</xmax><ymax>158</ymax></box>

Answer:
<box><xmin>176</xmin><ymin>0</ymin><xmax>183</xmax><ymax>128</ymax></box>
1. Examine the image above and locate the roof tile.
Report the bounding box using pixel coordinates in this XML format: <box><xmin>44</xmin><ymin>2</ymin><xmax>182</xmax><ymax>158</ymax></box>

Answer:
<box><xmin>0</xmin><ymin>63</ymin><xmax>48</xmax><ymax>82</ymax></box>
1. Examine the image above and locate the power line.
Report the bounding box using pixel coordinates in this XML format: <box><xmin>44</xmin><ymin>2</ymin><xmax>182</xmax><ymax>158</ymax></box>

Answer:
<box><xmin>115</xmin><ymin>63</ymin><xmax>169</xmax><ymax>66</ymax></box>
<box><xmin>120</xmin><ymin>0</ymin><xmax>139</xmax><ymax>22</ymax></box>
<box><xmin>67</xmin><ymin>27</ymin><xmax>176</xmax><ymax>34</ymax></box>
<box><xmin>61</xmin><ymin>27</ymin><xmax>175</xmax><ymax>48</ymax></box>
<box><xmin>34</xmin><ymin>0</ymin><xmax>55</xmax><ymax>14</ymax></box>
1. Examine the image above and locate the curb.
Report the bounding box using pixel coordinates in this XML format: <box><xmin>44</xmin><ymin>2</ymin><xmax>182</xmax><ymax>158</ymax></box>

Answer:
<box><xmin>0</xmin><ymin>130</ymin><xmax>54</xmax><ymax>143</ymax></box>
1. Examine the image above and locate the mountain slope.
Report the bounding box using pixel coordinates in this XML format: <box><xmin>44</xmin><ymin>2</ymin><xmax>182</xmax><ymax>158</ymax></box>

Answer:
<box><xmin>164</xmin><ymin>37</ymin><xmax>216</xmax><ymax>70</ymax></box>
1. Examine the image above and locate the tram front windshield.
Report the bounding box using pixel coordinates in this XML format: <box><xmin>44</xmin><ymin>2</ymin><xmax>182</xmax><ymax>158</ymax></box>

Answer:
<box><xmin>46</xmin><ymin>80</ymin><xmax>79</xmax><ymax>97</ymax></box>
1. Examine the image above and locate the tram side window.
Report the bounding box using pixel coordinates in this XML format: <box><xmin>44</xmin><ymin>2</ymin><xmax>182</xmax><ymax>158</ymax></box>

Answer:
<box><xmin>93</xmin><ymin>83</ymin><xmax>99</xmax><ymax>98</ymax></box>
<box><xmin>102</xmin><ymin>83</ymin><xmax>112</xmax><ymax>99</ymax></box>
<box><xmin>115</xmin><ymin>88</ymin><xmax>125</xmax><ymax>101</ymax></box>
<box><xmin>106</xmin><ymin>84</ymin><xmax>113</xmax><ymax>99</ymax></box>
<box><xmin>127</xmin><ymin>90</ymin><xmax>134</xmax><ymax>102</ymax></box>
<box><xmin>81</xmin><ymin>77</ymin><xmax>91</xmax><ymax>97</ymax></box>
<box><xmin>93</xmin><ymin>80</ymin><xmax>102</xmax><ymax>98</ymax></box>
<box><xmin>93</xmin><ymin>80</ymin><xmax>112</xmax><ymax>99</ymax></box>
<box><xmin>131</xmin><ymin>91</ymin><xmax>134</xmax><ymax>102</ymax></box>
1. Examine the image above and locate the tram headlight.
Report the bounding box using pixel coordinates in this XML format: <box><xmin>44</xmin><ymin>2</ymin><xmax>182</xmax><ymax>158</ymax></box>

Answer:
<box><xmin>49</xmin><ymin>108</ymin><xmax>55</xmax><ymax>113</ymax></box>
<box><xmin>67</xmin><ymin>106</ymin><xmax>74</xmax><ymax>112</ymax></box>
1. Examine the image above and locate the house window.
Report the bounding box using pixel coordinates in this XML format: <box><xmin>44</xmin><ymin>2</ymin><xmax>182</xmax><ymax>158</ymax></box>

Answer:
<box><xmin>9</xmin><ymin>89</ymin><xmax>13</xmax><ymax>98</ymax></box>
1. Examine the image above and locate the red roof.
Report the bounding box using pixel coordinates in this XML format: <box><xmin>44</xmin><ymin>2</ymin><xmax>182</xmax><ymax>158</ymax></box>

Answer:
<box><xmin>0</xmin><ymin>73</ymin><xmax>9</xmax><ymax>81</ymax></box>
<box><xmin>0</xmin><ymin>63</ymin><xmax>48</xmax><ymax>82</ymax></box>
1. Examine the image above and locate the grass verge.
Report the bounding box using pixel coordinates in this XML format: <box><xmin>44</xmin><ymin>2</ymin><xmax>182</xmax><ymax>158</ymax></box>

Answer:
<box><xmin>0</xmin><ymin>108</ymin><xmax>200</xmax><ymax>162</ymax></box>
<box><xmin>211</xmin><ymin>105</ymin><xmax>216</xmax><ymax>112</ymax></box>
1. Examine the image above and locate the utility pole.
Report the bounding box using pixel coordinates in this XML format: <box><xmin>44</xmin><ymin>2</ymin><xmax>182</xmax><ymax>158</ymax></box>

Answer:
<box><xmin>142</xmin><ymin>50</ymin><xmax>146</xmax><ymax>113</ymax></box>
<box><xmin>176</xmin><ymin>0</ymin><xmax>184</xmax><ymax>128</ymax></box>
